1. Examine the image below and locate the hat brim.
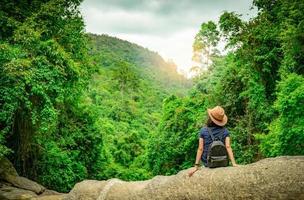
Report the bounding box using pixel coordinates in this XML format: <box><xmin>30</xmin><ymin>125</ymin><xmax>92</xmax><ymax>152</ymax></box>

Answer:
<box><xmin>207</xmin><ymin>109</ymin><xmax>228</xmax><ymax>126</ymax></box>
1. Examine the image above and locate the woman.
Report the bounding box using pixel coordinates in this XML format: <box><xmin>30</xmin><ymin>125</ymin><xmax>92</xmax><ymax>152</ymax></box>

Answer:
<box><xmin>188</xmin><ymin>106</ymin><xmax>238</xmax><ymax>177</ymax></box>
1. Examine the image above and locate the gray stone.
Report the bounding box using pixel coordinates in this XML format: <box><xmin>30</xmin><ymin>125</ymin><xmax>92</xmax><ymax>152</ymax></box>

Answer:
<box><xmin>63</xmin><ymin>156</ymin><xmax>304</xmax><ymax>200</ymax></box>
<box><xmin>0</xmin><ymin>157</ymin><xmax>18</xmax><ymax>178</ymax></box>
<box><xmin>40</xmin><ymin>189</ymin><xmax>62</xmax><ymax>196</ymax></box>
<box><xmin>31</xmin><ymin>189</ymin><xmax>66</xmax><ymax>200</ymax></box>
<box><xmin>0</xmin><ymin>157</ymin><xmax>45</xmax><ymax>194</ymax></box>
<box><xmin>0</xmin><ymin>185</ymin><xmax>37</xmax><ymax>200</ymax></box>
<box><xmin>4</xmin><ymin>174</ymin><xmax>45</xmax><ymax>194</ymax></box>
<box><xmin>32</xmin><ymin>194</ymin><xmax>66</xmax><ymax>200</ymax></box>
<box><xmin>67</xmin><ymin>180</ymin><xmax>108</xmax><ymax>200</ymax></box>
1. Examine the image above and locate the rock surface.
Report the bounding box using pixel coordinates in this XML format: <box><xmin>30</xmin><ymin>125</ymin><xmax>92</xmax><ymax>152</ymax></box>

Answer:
<box><xmin>62</xmin><ymin>156</ymin><xmax>304</xmax><ymax>200</ymax></box>
<box><xmin>0</xmin><ymin>158</ymin><xmax>59</xmax><ymax>200</ymax></box>
<box><xmin>4</xmin><ymin>175</ymin><xmax>45</xmax><ymax>194</ymax></box>
<box><xmin>1</xmin><ymin>156</ymin><xmax>304</xmax><ymax>200</ymax></box>
<box><xmin>0</xmin><ymin>183</ymin><xmax>38</xmax><ymax>200</ymax></box>
<box><xmin>0</xmin><ymin>157</ymin><xmax>18</xmax><ymax>177</ymax></box>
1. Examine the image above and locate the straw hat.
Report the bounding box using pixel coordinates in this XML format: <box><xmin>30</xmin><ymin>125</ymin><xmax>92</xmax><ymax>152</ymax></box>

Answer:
<box><xmin>207</xmin><ymin>106</ymin><xmax>228</xmax><ymax>126</ymax></box>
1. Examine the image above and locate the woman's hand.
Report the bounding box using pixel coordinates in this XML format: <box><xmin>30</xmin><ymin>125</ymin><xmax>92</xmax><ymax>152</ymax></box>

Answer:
<box><xmin>188</xmin><ymin>166</ymin><xmax>199</xmax><ymax>177</ymax></box>
<box><xmin>232</xmin><ymin>163</ymin><xmax>240</xmax><ymax>167</ymax></box>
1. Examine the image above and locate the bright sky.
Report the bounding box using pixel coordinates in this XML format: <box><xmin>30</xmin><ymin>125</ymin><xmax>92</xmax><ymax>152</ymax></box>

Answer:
<box><xmin>80</xmin><ymin>0</ymin><xmax>257</xmax><ymax>76</ymax></box>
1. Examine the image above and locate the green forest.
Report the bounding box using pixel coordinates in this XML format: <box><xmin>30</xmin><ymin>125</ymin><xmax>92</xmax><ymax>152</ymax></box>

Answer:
<box><xmin>0</xmin><ymin>0</ymin><xmax>303</xmax><ymax>193</ymax></box>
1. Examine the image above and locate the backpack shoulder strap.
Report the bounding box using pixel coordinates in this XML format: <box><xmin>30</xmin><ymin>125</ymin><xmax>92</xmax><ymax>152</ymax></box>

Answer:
<box><xmin>207</xmin><ymin>128</ymin><xmax>215</xmax><ymax>141</ymax></box>
<box><xmin>216</xmin><ymin>128</ymin><xmax>226</xmax><ymax>141</ymax></box>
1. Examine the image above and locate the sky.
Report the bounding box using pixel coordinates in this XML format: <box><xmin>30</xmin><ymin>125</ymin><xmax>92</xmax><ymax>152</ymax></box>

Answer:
<box><xmin>80</xmin><ymin>0</ymin><xmax>257</xmax><ymax>76</ymax></box>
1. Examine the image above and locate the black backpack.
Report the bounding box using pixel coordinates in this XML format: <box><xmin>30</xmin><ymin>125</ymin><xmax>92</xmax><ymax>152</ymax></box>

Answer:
<box><xmin>207</xmin><ymin>128</ymin><xmax>229</xmax><ymax>168</ymax></box>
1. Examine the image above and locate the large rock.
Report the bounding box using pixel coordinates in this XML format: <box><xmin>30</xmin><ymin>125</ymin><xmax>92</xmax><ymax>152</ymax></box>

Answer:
<box><xmin>0</xmin><ymin>158</ymin><xmax>45</xmax><ymax>194</ymax></box>
<box><xmin>4</xmin><ymin>175</ymin><xmax>45</xmax><ymax>194</ymax></box>
<box><xmin>64</xmin><ymin>156</ymin><xmax>304</xmax><ymax>200</ymax></box>
<box><xmin>33</xmin><ymin>194</ymin><xmax>66</xmax><ymax>200</ymax></box>
<box><xmin>0</xmin><ymin>157</ymin><xmax>18</xmax><ymax>178</ymax></box>
<box><xmin>0</xmin><ymin>184</ymin><xmax>38</xmax><ymax>200</ymax></box>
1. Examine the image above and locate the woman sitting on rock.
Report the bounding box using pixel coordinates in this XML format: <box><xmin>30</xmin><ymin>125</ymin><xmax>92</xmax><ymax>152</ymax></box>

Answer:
<box><xmin>188</xmin><ymin>106</ymin><xmax>238</xmax><ymax>177</ymax></box>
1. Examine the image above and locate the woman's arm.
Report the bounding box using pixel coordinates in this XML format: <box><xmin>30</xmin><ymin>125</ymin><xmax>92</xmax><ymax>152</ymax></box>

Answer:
<box><xmin>194</xmin><ymin>138</ymin><xmax>204</xmax><ymax>166</ymax></box>
<box><xmin>188</xmin><ymin>138</ymin><xmax>204</xmax><ymax>177</ymax></box>
<box><xmin>225</xmin><ymin>137</ymin><xmax>238</xmax><ymax>166</ymax></box>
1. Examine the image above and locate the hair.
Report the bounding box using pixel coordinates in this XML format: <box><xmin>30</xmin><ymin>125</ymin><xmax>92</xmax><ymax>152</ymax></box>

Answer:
<box><xmin>206</xmin><ymin>116</ymin><xmax>222</xmax><ymax>127</ymax></box>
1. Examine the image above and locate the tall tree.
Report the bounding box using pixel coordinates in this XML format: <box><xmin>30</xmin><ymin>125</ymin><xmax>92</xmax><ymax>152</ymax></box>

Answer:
<box><xmin>0</xmin><ymin>0</ymin><xmax>103</xmax><ymax>192</ymax></box>
<box><xmin>192</xmin><ymin>21</ymin><xmax>220</xmax><ymax>72</ymax></box>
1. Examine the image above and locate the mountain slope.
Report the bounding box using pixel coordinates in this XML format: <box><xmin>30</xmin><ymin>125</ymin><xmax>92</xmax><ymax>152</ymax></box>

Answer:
<box><xmin>78</xmin><ymin>33</ymin><xmax>191</xmax><ymax>182</ymax></box>
<box><xmin>88</xmin><ymin>33</ymin><xmax>191</xmax><ymax>95</ymax></box>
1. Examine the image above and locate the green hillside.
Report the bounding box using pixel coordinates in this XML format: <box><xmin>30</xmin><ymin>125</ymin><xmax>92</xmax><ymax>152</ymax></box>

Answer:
<box><xmin>88</xmin><ymin>33</ymin><xmax>191</xmax><ymax>95</ymax></box>
<box><xmin>0</xmin><ymin>5</ymin><xmax>191</xmax><ymax>190</ymax></box>
<box><xmin>81</xmin><ymin>33</ymin><xmax>191</xmax><ymax>184</ymax></box>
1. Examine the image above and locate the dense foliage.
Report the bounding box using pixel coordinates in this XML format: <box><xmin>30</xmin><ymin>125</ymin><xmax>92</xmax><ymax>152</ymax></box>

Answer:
<box><xmin>0</xmin><ymin>0</ymin><xmax>102</xmax><ymax>191</ymax></box>
<box><xmin>0</xmin><ymin>0</ymin><xmax>303</xmax><ymax>193</ymax></box>
<box><xmin>0</xmin><ymin>0</ymin><xmax>189</xmax><ymax>192</ymax></box>
<box><xmin>84</xmin><ymin>34</ymin><xmax>190</xmax><ymax>181</ymax></box>
<box><xmin>148</xmin><ymin>0</ymin><xmax>304</xmax><ymax>175</ymax></box>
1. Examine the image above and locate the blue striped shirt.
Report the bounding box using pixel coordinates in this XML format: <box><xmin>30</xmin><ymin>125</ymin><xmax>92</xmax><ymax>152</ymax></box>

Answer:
<box><xmin>199</xmin><ymin>126</ymin><xmax>229</xmax><ymax>166</ymax></box>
